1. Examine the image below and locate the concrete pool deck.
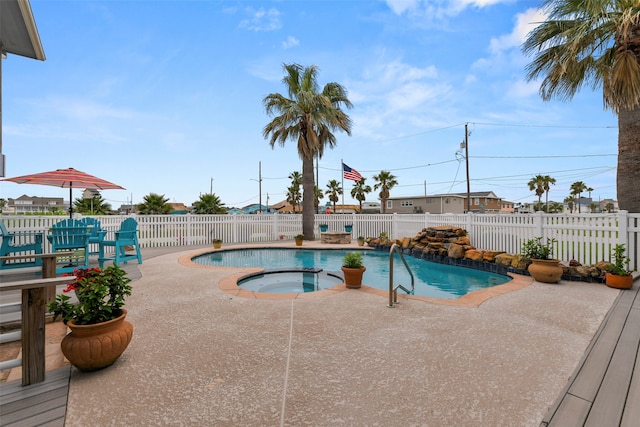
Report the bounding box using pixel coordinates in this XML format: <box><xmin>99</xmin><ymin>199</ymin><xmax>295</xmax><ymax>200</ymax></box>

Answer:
<box><xmin>3</xmin><ymin>242</ymin><xmax>623</xmax><ymax>425</ymax></box>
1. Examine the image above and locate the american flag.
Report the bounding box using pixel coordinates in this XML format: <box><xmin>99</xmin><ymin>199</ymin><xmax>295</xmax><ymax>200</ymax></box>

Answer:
<box><xmin>343</xmin><ymin>163</ymin><xmax>362</xmax><ymax>182</ymax></box>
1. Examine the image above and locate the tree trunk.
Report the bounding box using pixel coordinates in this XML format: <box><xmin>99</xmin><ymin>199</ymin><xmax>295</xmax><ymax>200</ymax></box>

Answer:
<box><xmin>302</xmin><ymin>155</ymin><xmax>315</xmax><ymax>240</ymax></box>
<box><xmin>617</xmin><ymin>107</ymin><xmax>640</xmax><ymax>213</ymax></box>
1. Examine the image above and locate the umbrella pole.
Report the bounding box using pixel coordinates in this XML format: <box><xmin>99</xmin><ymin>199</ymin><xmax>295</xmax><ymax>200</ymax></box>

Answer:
<box><xmin>69</xmin><ymin>184</ymin><xmax>73</xmax><ymax>218</ymax></box>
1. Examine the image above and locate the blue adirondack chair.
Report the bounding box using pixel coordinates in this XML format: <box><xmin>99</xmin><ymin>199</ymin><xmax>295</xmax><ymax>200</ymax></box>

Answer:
<box><xmin>47</xmin><ymin>219</ymin><xmax>91</xmax><ymax>274</ymax></box>
<box><xmin>98</xmin><ymin>218</ymin><xmax>143</xmax><ymax>268</ymax></box>
<box><xmin>0</xmin><ymin>221</ymin><xmax>44</xmax><ymax>269</ymax></box>
<box><xmin>79</xmin><ymin>217</ymin><xmax>107</xmax><ymax>255</ymax></box>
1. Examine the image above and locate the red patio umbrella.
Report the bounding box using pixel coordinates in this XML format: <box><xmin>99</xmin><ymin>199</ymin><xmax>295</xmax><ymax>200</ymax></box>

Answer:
<box><xmin>2</xmin><ymin>167</ymin><xmax>125</xmax><ymax>217</ymax></box>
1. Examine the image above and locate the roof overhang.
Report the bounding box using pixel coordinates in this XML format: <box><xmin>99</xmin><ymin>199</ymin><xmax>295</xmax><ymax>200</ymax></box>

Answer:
<box><xmin>0</xmin><ymin>0</ymin><xmax>45</xmax><ymax>60</ymax></box>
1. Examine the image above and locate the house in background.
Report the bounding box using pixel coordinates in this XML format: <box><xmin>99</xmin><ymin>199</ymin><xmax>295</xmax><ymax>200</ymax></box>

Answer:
<box><xmin>384</xmin><ymin>195</ymin><xmax>466</xmax><ymax>214</ymax></box>
<box><xmin>6</xmin><ymin>195</ymin><xmax>66</xmax><ymax>214</ymax></box>
<box><xmin>384</xmin><ymin>191</ymin><xmax>505</xmax><ymax>214</ymax></box>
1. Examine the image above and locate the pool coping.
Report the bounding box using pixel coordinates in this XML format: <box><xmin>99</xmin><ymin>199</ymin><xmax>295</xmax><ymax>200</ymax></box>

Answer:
<box><xmin>178</xmin><ymin>241</ymin><xmax>534</xmax><ymax>307</ymax></box>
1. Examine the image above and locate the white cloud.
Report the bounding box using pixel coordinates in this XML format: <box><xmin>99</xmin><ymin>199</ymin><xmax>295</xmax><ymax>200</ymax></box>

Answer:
<box><xmin>386</xmin><ymin>0</ymin><xmax>513</xmax><ymax>17</ymax></box>
<box><xmin>239</xmin><ymin>7</ymin><xmax>282</xmax><ymax>32</ymax></box>
<box><xmin>488</xmin><ymin>8</ymin><xmax>547</xmax><ymax>55</ymax></box>
<box><xmin>282</xmin><ymin>36</ymin><xmax>299</xmax><ymax>49</ymax></box>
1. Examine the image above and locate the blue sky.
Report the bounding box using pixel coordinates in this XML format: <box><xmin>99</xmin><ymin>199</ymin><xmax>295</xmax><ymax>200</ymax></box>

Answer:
<box><xmin>1</xmin><ymin>0</ymin><xmax>618</xmax><ymax>210</ymax></box>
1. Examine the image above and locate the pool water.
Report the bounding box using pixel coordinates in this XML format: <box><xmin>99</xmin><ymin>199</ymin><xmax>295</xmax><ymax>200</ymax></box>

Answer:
<box><xmin>238</xmin><ymin>270</ymin><xmax>344</xmax><ymax>293</ymax></box>
<box><xmin>193</xmin><ymin>248</ymin><xmax>511</xmax><ymax>299</ymax></box>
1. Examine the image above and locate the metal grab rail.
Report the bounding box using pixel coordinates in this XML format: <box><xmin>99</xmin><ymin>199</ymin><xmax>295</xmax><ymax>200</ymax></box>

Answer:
<box><xmin>388</xmin><ymin>243</ymin><xmax>415</xmax><ymax>308</ymax></box>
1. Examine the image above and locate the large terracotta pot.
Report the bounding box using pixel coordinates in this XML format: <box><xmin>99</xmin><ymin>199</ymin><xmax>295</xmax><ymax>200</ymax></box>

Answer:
<box><xmin>62</xmin><ymin>309</ymin><xmax>133</xmax><ymax>372</ymax></box>
<box><xmin>527</xmin><ymin>259</ymin><xmax>563</xmax><ymax>284</ymax></box>
<box><xmin>341</xmin><ymin>266</ymin><xmax>366</xmax><ymax>289</ymax></box>
<box><xmin>605</xmin><ymin>272</ymin><xmax>633</xmax><ymax>289</ymax></box>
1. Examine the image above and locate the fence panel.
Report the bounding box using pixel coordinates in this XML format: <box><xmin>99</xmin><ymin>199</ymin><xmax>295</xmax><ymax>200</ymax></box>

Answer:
<box><xmin>2</xmin><ymin>212</ymin><xmax>638</xmax><ymax>270</ymax></box>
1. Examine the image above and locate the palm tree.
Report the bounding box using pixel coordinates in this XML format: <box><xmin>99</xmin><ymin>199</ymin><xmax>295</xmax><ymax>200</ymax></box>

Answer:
<box><xmin>137</xmin><ymin>193</ymin><xmax>172</xmax><ymax>214</ymax></box>
<box><xmin>286</xmin><ymin>185</ymin><xmax>302</xmax><ymax>213</ymax></box>
<box><xmin>606</xmin><ymin>202</ymin><xmax>615</xmax><ymax>212</ymax></box>
<box><xmin>263</xmin><ymin>63</ymin><xmax>353</xmax><ymax>239</ymax></box>
<box><xmin>549</xmin><ymin>201</ymin><xmax>565</xmax><ymax>213</ymax></box>
<box><xmin>373</xmin><ymin>171</ymin><xmax>398</xmax><ymax>214</ymax></box>
<box><xmin>564</xmin><ymin>195</ymin><xmax>576</xmax><ymax>213</ymax></box>
<box><xmin>192</xmin><ymin>193</ymin><xmax>227</xmax><ymax>214</ymax></box>
<box><xmin>73</xmin><ymin>196</ymin><xmax>112</xmax><ymax>215</ymax></box>
<box><xmin>287</xmin><ymin>171</ymin><xmax>303</xmax><ymax>213</ymax></box>
<box><xmin>325</xmin><ymin>179</ymin><xmax>343</xmax><ymax>213</ymax></box>
<box><xmin>350</xmin><ymin>177</ymin><xmax>372</xmax><ymax>213</ymax></box>
<box><xmin>527</xmin><ymin>175</ymin><xmax>546</xmax><ymax>209</ymax></box>
<box><xmin>313</xmin><ymin>185</ymin><xmax>324</xmax><ymax>213</ymax></box>
<box><xmin>570</xmin><ymin>181</ymin><xmax>588</xmax><ymax>213</ymax></box>
<box><xmin>523</xmin><ymin>1</ymin><xmax>640</xmax><ymax>213</ymax></box>
<box><xmin>541</xmin><ymin>175</ymin><xmax>557</xmax><ymax>212</ymax></box>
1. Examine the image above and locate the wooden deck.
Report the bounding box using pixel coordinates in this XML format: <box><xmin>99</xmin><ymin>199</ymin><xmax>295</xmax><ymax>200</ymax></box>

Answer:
<box><xmin>0</xmin><ymin>366</ymin><xmax>70</xmax><ymax>427</ymax></box>
<box><xmin>541</xmin><ymin>280</ymin><xmax>640</xmax><ymax>426</ymax></box>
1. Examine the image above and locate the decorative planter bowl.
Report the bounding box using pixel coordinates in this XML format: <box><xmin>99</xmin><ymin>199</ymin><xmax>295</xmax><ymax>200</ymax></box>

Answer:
<box><xmin>605</xmin><ymin>272</ymin><xmax>633</xmax><ymax>289</ymax></box>
<box><xmin>61</xmin><ymin>309</ymin><xmax>133</xmax><ymax>371</ymax></box>
<box><xmin>527</xmin><ymin>259</ymin><xmax>563</xmax><ymax>284</ymax></box>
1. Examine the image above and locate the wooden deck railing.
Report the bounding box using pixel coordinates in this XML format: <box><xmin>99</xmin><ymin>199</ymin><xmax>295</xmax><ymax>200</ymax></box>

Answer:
<box><xmin>0</xmin><ymin>253</ymin><xmax>74</xmax><ymax>386</ymax></box>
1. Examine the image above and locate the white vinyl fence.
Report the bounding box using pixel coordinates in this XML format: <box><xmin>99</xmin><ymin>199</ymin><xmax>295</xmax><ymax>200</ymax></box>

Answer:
<box><xmin>2</xmin><ymin>211</ymin><xmax>638</xmax><ymax>271</ymax></box>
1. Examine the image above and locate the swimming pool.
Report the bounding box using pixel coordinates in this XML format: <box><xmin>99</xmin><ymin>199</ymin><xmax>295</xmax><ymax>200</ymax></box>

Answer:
<box><xmin>192</xmin><ymin>248</ymin><xmax>511</xmax><ymax>299</ymax></box>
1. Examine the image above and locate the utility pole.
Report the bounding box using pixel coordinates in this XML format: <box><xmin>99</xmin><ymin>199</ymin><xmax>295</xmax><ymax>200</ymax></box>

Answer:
<box><xmin>210</xmin><ymin>177</ymin><xmax>213</xmax><ymax>194</ymax></box>
<box><xmin>464</xmin><ymin>123</ymin><xmax>470</xmax><ymax>213</ymax></box>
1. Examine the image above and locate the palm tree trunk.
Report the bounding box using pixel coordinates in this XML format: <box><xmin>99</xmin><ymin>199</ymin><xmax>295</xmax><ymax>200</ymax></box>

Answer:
<box><xmin>302</xmin><ymin>156</ymin><xmax>315</xmax><ymax>240</ymax></box>
<box><xmin>617</xmin><ymin>107</ymin><xmax>640</xmax><ymax>213</ymax></box>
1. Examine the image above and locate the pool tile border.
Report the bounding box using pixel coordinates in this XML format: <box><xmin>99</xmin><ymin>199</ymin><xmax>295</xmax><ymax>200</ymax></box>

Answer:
<box><xmin>178</xmin><ymin>242</ymin><xmax>533</xmax><ymax>307</ymax></box>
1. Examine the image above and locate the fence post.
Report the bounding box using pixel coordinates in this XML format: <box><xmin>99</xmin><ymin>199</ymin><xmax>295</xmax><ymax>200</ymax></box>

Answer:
<box><xmin>273</xmin><ymin>214</ymin><xmax>279</xmax><ymax>241</ymax></box>
<box><xmin>392</xmin><ymin>213</ymin><xmax>398</xmax><ymax>239</ymax></box>
<box><xmin>534</xmin><ymin>211</ymin><xmax>543</xmax><ymax>237</ymax></box>
<box><xmin>618</xmin><ymin>210</ymin><xmax>629</xmax><ymax>248</ymax></box>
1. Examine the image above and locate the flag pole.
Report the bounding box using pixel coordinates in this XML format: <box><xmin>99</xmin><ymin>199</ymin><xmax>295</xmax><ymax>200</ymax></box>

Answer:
<box><xmin>341</xmin><ymin>159</ymin><xmax>344</xmax><ymax>214</ymax></box>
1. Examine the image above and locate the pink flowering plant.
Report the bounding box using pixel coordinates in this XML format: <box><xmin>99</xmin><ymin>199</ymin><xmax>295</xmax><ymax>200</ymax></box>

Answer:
<box><xmin>47</xmin><ymin>265</ymin><xmax>132</xmax><ymax>325</ymax></box>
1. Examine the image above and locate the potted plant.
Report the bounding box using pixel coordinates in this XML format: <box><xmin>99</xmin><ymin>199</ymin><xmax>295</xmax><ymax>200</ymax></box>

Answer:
<box><xmin>605</xmin><ymin>244</ymin><xmax>633</xmax><ymax>289</ymax></box>
<box><xmin>379</xmin><ymin>231</ymin><xmax>389</xmax><ymax>246</ymax></box>
<box><xmin>294</xmin><ymin>234</ymin><xmax>304</xmax><ymax>246</ymax></box>
<box><xmin>212</xmin><ymin>238</ymin><xmax>222</xmax><ymax>249</ymax></box>
<box><xmin>319</xmin><ymin>223</ymin><xmax>329</xmax><ymax>233</ymax></box>
<box><xmin>357</xmin><ymin>235</ymin><xmax>365</xmax><ymax>246</ymax></box>
<box><xmin>341</xmin><ymin>252</ymin><xmax>366</xmax><ymax>289</ymax></box>
<box><xmin>521</xmin><ymin>237</ymin><xmax>563</xmax><ymax>283</ymax></box>
<box><xmin>47</xmin><ymin>265</ymin><xmax>134</xmax><ymax>371</ymax></box>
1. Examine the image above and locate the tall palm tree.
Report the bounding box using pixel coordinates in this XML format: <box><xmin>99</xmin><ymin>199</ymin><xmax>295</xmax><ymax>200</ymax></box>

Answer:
<box><xmin>313</xmin><ymin>185</ymin><xmax>324</xmax><ymax>213</ymax></box>
<box><xmin>350</xmin><ymin>177</ymin><xmax>372</xmax><ymax>213</ymax></box>
<box><xmin>263</xmin><ymin>64</ymin><xmax>353</xmax><ymax>239</ymax></box>
<box><xmin>137</xmin><ymin>193</ymin><xmax>172</xmax><ymax>214</ymax></box>
<box><xmin>192</xmin><ymin>193</ymin><xmax>227</xmax><ymax>214</ymax></box>
<box><xmin>528</xmin><ymin>175</ymin><xmax>546</xmax><ymax>210</ymax></box>
<box><xmin>570</xmin><ymin>181</ymin><xmax>588</xmax><ymax>213</ymax></box>
<box><xmin>325</xmin><ymin>179</ymin><xmax>343</xmax><ymax>213</ymax></box>
<box><xmin>372</xmin><ymin>171</ymin><xmax>398</xmax><ymax>214</ymax></box>
<box><xmin>523</xmin><ymin>1</ymin><xmax>640</xmax><ymax>213</ymax></box>
<box><xmin>542</xmin><ymin>175</ymin><xmax>557</xmax><ymax>212</ymax></box>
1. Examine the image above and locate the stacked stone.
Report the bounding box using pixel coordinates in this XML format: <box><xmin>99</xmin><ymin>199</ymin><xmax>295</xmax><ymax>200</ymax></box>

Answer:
<box><xmin>366</xmin><ymin>225</ymin><xmax>612</xmax><ymax>281</ymax></box>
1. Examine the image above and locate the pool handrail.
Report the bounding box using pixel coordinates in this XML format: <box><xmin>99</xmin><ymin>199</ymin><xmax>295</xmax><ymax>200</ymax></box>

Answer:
<box><xmin>388</xmin><ymin>243</ymin><xmax>415</xmax><ymax>308</ymax></box>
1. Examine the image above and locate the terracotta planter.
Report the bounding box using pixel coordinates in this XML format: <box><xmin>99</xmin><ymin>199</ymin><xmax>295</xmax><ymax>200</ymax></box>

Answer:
<box><xmin>213</xmin><ymin>242</ymin><xmax>222</xmax><ymax>249</ymax></box>
<box><xmin>295</xmin><ymin>239</ymin><xmax>303</xmax><ymax>247</ymax></box>
<box><xmin>61</xmin><ymin>309</ymin><xmax>133</xmax><ymax>372</ymax></box>
<box><xmin>357</xmin><ymin>240</ymin><xmax>365</xmax><ymax>247</ymax></box>
<box><xmin>341</xmin><ymin>266</ymin><xmax>366</xmax><ymax>289</ymax></box>
<box><xmin>605</xmin><ymin>272</ymin><xmax>633</xmax><ymax>289</ymax></box>
<box><xmin>527</xmin><ymin>259</ymin><xmax>563</xmax><ymax>284</ymax></box>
